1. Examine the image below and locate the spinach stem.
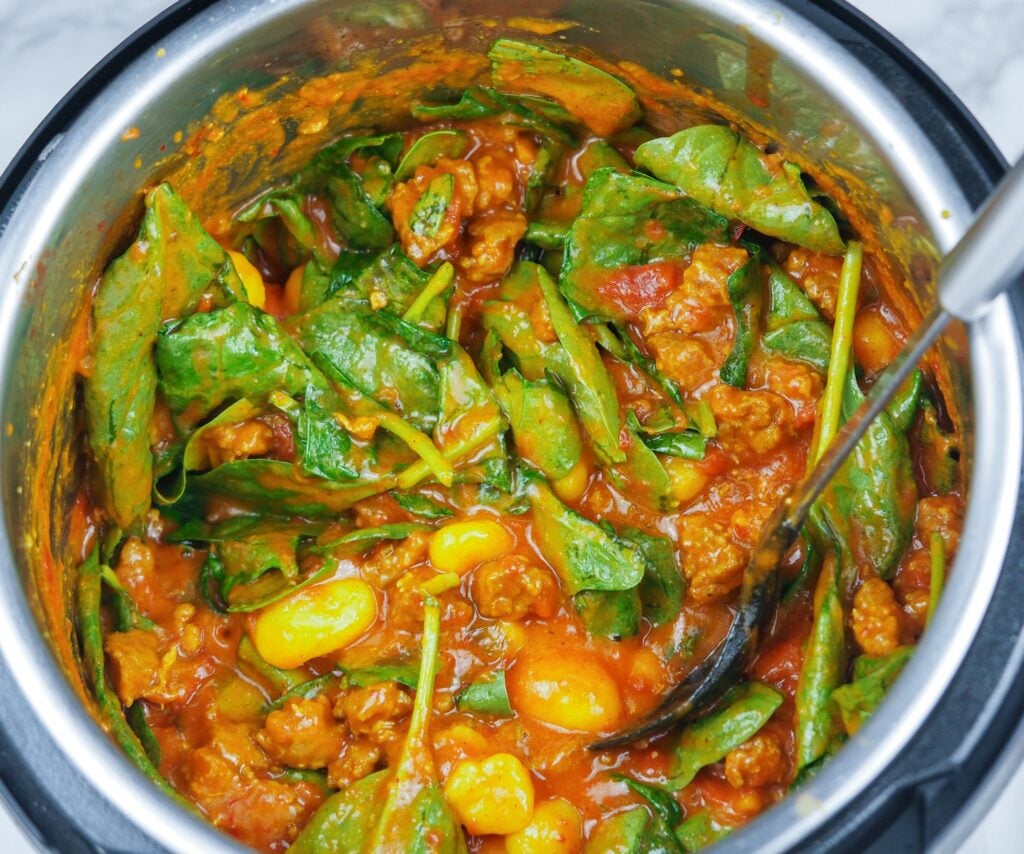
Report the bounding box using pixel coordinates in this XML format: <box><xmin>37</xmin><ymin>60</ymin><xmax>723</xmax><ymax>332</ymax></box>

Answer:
<box><xmin>376</xmin><ymin>411</ymin><xmax>455</xmax><ymax>486</ymax></box>
<box><xmin>811</xmin><ymin>241</ymin><xmax>862</xmax><ymax>464</ymax></box>
<box><xmin>403</xmin><ymin>261</ymin><xmax>454</xmax><ymax>324</ymax></box>
<box><xmin>927</xmin><ymin>531</ymin><xmax>946</xmax><ymax>625</ymax></box>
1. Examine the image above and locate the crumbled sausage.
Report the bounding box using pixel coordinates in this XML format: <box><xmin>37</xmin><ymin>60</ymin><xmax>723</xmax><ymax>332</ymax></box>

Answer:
<box><xmin>724</xmin><ymin>733</ymin><xmax>785</xmax><ymax>788</ymax></box>
<box><xmin>709</xmin><ymin>384</ymin><xmax>795</xmax><ymax>461</ymax></box>
<box><xmin>389</xmin><ymin>158</ymin><xmax>478</xmax><ymax>264</ymax></box>
<box><xmin>852</xmin><ymin>578</ymin><xmax>903</xmax><ymax>656</ymax></box>
<box><xmin>362</xmin><ymin>529</ymin><xmax>431</xmax><ymax>586</ymax></box>
<box><xmin>256</xmin><ymin>695</ymin><xmax>346</xmax><ymax>770</ymax></box>
<box><xmin>473</xmin><ymin>153</ymin><xmax>517</xmax><ymax>210</ymax></box>
<box><xmin>457</xmin><ymin>210</ymin><xmax>527</xmax><ymax>284</ymax></box>
<box><xmin>326</xmin><ymin>738</ymin><xmax>382</xmax><ymax>790</ymax></box>
<box><xmin>641</xmin><ymin>244</ymin><xmax>748</xmax><ymax>337</ymax></box>
<box><xmin>335</xmin><ymin>682</ymin><xmax>413</xmax><ymax>744</ymax></box>
<box><xmin>764</xmin><ymin>358</ymin><xmax>823</xmax><ymax>429</ymax></box>
<box><xmin>678</xmin><ymin>513</ymin><xmax>747</xmax><ymax>602</ymax></box>
<box><xmin>200</xmin><ymin>420</ymin><xmax>275</xmax><ymax>469</ymax></box>
<box><xmin>643</xmin><ymin>335</ymin><xmax>719</xmax><ymax>394</ymax></box>
<box><xmin>783</xmin><ymin>247</ymin><xmax>842</xmax><ymax>321</ymax></box>
<box><xmin>105</xmin><ymin>629</ymin><xmax>161</xmax><ymax>705</ymax></box>
<box><xmin>915</xmin><ymin>495</ymin><xmax>963</xmax><ymax>556</ymax></box>
<box><xmin>472</xmin><ymin>555</ymin><xmax>560</xmax><ymax>620</ymax></box>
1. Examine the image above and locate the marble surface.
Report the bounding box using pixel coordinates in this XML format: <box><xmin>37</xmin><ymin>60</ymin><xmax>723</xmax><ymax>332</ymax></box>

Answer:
<box><xmin>0</xmin><ymin>0</ymin><xmax>1021</xmax><ymax>852</ymax></box>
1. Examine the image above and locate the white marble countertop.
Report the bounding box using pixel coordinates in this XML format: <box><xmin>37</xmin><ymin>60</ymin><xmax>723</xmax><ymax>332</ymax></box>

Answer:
<box><xmin>0</xmin><ymin>0</ymin><xmax>1021</xmax><ymax>852</ymax></box>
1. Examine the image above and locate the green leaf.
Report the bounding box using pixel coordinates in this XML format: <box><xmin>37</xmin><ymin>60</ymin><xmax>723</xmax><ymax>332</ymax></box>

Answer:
<box><xmin>610</xmin><ymin>427</ymin><xmax>677</xmax><ymax>513</ymax></box>
<box><xmin>409</xmin><ymin>173</ymin><xmax>454</xmax><ymax>240</ymax></box>
<box><xmin>125</xmin><ymin>703</ymin><xmax>162</xmax><ymax>767</ymax></box>
<box><xmin>621</xmin><ymin>527</ymin><xmax>684</xmax><ymax>627</ymax></box>
<box><xmin>763</xmin><ymin>321</ymin><xmax>833</xmax><ymax>372</ymax></box>
<box><xmin>536</xmin><ymin>263</ymin><xmax>624</xmax><ymax>464</ymax></box>
<box><xmin>886</xmin><ymin>370</ymin><xmax>923</xmax><ymax>433</ymax></box>
<box><xmin>766</xmin><ymin>262</ymin><xmax>820</xmax><ymax>330</ymax></box>
<box><xmin>77</xmin><ymin>549</ymin><xmax>187</xmax><ymax>804</ymax></box>
<box><xmin>393</xmin><ymin>491</ymin><xmax>454</xmax><ymax>519</ymax></box>
<box><xmin>674</xmin><ymin>812</ymin><xmax>731</xmax><ymax>852</ymax></box>
<box><xmin>527</xmin><ymin>139</ymin><xmax>629</xmax><ymax>249</ymax></box>
<box><xmin>916</xmin><ymin>399</ymin><xmax>959</xmax><ymax>494</ymax></box>
<box><xmin>84</xmin><ymin>184</ymin><xmax>245</xmax><ymax>528</ymax></box>
<box><xmin>526</xmin><ymin>476</ymin><xmax>645</xmax><ymax>595</ymax></box>
<box><xmin>559</xmin><ymin>169</ymin><xmax>729</xmax><ymax>322</ymax></box>
<box><xmin>832</xmin><ymin>646</ymin><xmax>912</xmax><ymax>737</ymax></box>
<box><xmin>640</xmin><ymin>430</ymin><xmax>706</xmax><ymax>460</ymax></box>
<box><xmin>823</xmin><ymin>369</ymin><xmax>917</xmax><ymax>578</ymax></box>
<box><xmin>295</xmin><ymin>384</ymin><xmax>358</xmax><ymax>481</ymax></box>
<box><xmin>363</xmin><ymin>588</ymin><xmax>467</xmax><ymax>852</ymax></box>
<box><xmin>346</xmin><ymin>662</ymin><xmax>421</xmax><ymax>690</ymax></box>
<box><xmin>719</xmin><ymin>248</ymin><xmax>761</xmax><ymax>388</ymax></box>
<box><xmin>667</xmin><ymin>682</ymin><xmax>783</xmax><ymax>789</ymax></box>
<box><xmin>610</xmin><ymin>774</ymin><xmax>683</xmax><ymax>827</ymax></box>
<box><xmin>635</xmin><ymin>125</ymin><xmax>845</xmax><ymax>253</ymax></box>
<box><xmin>264</xmin><ymin>673</ymin><xmax>338</xmax><ymax>713</ymax></box>
<box><xmin>325</xmin><ymin>166</ymin><xmax>396</xmax><ymax>250</ymax></box>
<box><xmin>236</xmin><ymin>634</ymin><xmax>308</xmax><ymax>693</ymax></box>
<box><xmin>584</xmin><ymin>806</ymin><xmax>684</xmax><ymax>854</ymax></box>
<box><xmin>575</xmin><ymin>588</ymin><xmax>642</xmax><ymax>640</ymax></box>
<box><xmin>156</xmin><ymin>301</ymin><xmax>313</xmax><ymax>426</ymax></box>
<box><xmin>492</xmin><ymin>370</ymin><xmax>582</xmax><ymax>480</ymax></box>
<box><xmin>291</xmin><ymin>769</ymin><xmax>390</xmax><ymax>854</ymax></box>
<box><xmin>289</xmin><ymin>292</ymin><xmax>441</xmax><ymax>432</ymax></box>
<box><xmin>488</xmin><ymin>39</ymin><xmax>641</xmax><ymax>136</ymax></box>
<box><xmin>185</xmin><ymin>458</ymin><xmax>395</xmax><ymax>519</ymax></box>
<box><xmin>396</xmin><ymin>130</ymin><xmax>470</xmax><ymax>181</ymax></box>
<box><xmin>794</xmin><ymin>555</ymin><xmax>846</xmax><ymax>770</ymax></box>
<box><xmin>412</xmin><ymin>87</ymin><xmax>577</xmax><ymax>144</ymax></box>
<box><xmin>455</xmin><ymin>671</ymin><xmax>513</xmax><ymax>716</ymax></box>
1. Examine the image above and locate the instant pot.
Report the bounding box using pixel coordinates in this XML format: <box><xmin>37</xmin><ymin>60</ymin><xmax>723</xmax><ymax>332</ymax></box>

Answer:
<box><xmin>0</xmin><ymin>0</ymin><xmax>1021</xmax><ymax>851</ymax></box>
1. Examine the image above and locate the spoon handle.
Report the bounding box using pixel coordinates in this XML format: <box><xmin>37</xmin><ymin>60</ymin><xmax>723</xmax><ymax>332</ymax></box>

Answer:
<box><xmin>781</xmin><ymin>304</ymin><xmax>949</xmax><ymax>537</ymax></box>
<box><xmin>940</xmin><ymin>155</ymin><xmax>1024</xmax><ymax>321</ymax></box>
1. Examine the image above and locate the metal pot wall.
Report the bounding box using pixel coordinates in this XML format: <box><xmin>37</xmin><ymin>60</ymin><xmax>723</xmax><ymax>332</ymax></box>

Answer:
<box><xmin>0</xmin><ymin>1</ymin><xmax>1021</xmax><ymax>852</ymax></box>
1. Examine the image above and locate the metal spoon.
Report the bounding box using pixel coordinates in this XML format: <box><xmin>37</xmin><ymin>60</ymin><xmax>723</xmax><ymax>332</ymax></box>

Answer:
<box><xmin>592</xmin><ymin>154</ymin><xmax>1024</xmax><ymax>751</ymax></box>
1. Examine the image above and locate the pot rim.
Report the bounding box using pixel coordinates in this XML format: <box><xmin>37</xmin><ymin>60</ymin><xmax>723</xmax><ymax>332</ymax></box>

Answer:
<box><xmin>0</xmin><ymin>2</ymin><xmax>1017</xmax><ymax>852</ymax></box>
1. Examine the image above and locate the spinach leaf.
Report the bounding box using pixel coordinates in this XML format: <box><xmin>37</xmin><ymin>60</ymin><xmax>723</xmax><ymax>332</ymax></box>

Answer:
<box><xmin>292</xmin><ymin>384</ymin><xmax>358</xmax><ymax>482</ymax></box>
<box><xmin>611</xmin><ymin>428</ymin><xmax>677</xmax><ymax>513</ymax></box>
<box><xmin>584</xmin><ymin>806</ymin><xmax>684</xmax><ymax>854</ymax></box>
<box><xmin>396</xmin><ymin>130</ymin><xmax>470</xmax><ymax>181</ymax></box>
<box><xmin>185</xmin><ymin>458</ymin><xmax>395</xmax><ymax>518</ymax></box>
<box><xmin>289</xmin><ymin>292</ymin><xmax>441</xmax><ymax>432</ymax></box>
<box><xmin>291</xmin><ymin>769</ymin><xmax>390</xmax><ymax>854</ymax></box>
<box><xmin>264</xmin><ymin>674</ymin><xmax>339</xmax><ymax>713</ymax></box>
<box><xmin>917</xmin><ymin>399</ymin><xmax>959</xmax><ymax>494</ymax></box>
<box><xmin>667</xmin><ymin>682</ymin><xmax>782</xmax><ymax>789</ymax></box>
<box><xmin>488</xmin><ymin>39</ymin><xmax>641</xmax><ymax>136</ymax></box>
<box><xmin>156</xmin><ymin>301</ymin><xmax>313</xmax><ymax>426</ymax></box>
<box><xmin>236</xmin><ymin>634</ymin><xmax>308</xmax><ymax>693</ymax></box>
<box><xmin>610</xmin><ymin>774</ymin><xmax>683</xmax><ymax>827</ymax></box>
<box><xmin>719</xmin><ymin>248</ymin><xmax>761</xmax><ymax>388</ymax></box>
<box><xmin>823</xmin><ymin>369</ymin><xmax>917</xmax><ymax>578</ymax></box>
<box><xmin>408</xmin><ymin>173</ymin><xmax>455</xmax><ymax>241</ymax></box>
<box><xmin>641</xmin><ymin>430</ymin><xmax>706</xmax><ymax>460</ymax></box>
<box><xmin>492</xmin><ymin>370</ymin><xmax>582</xmax><ymax>480</ymax></box>
<box><xmin>346</xmin><ymin>662</ymin><xmax>421</xmax><ymax>690</ymax></box>
<box><xmin>455</xmin><ymin>671</ymin><xmax>513</xmax><ymax>716</ymax></box>
<box><xmin>621</xmin><ymin>527</ymin><xmax>684</xmax><ymax>627</ymax></box>
<box><xmin>762</xmin><ymin>263</ymin><xmax>832</xmax><ymax>372</ymax></box>
<box><xmin>393</xmin><ymin>491</ymin><xmax>454</xmax><ymax>519</ymax></box>
<box><xmin>634</xmin><ymin>125</ymin><xmax>845</xmax><ymax>254</ymax></box>
<box><xmin>325</xmin><ymin>168</ymin><xmax>396</xmax><ymax>250</ymax></box>
<box><xmin>675</xmin><ymin>812</ymin><xmax>730</xmax><ymax>852</ymax></box>
<box><xmin>536</xmin><ymin>262</ymin><xmax>624</xmax><ymax>464</ymax></box>
<box><xmin>85</xmin><ymin>183</ymin><xmax>244</xmax><ymax>528</ymax></box>
<box><xmin>886</xmin><ymin>370</ymin><xmax>923</xmax><ymax>433</ymax></box>
<box><xmin>559</xmin><ymin>169</ymin><xmax>729</xmax><ymax>322</ymax></box>
<box><xmin>831</xmin><ymin>646</ymin><xmax>912</xmax><ymax>737</ymax></box>
<box><xmin>77</xmin><ymin>549</ymin><xmax>186</xmax><ymax>803</ymax></box>
<box><xmin>412</xmin><ymin>87</ymin><xmax>577</xmax><ymax>143</ymax></box>
<box><xmin>794</xmin><ymin>553</ymin><xmax>845</xmax><ymax>771</ymax></box>
<box><xmin>363</xmin><ymin>585</ymin><xmax>467</xmax><ymax>852</ymax></box>
<box><xmin>526</xmin><ymin>476</ymin><xmax>645</xmax><ymax>595</ymax></box>
<box><xmin>527</xmin><ymin>139</ymin><xmax>629</xmax><ymax>249</ymax></box>
<box><xmin>575</xmin><ymin>588</ymin><xmax>642</xmax><ymax>640</ymax></box>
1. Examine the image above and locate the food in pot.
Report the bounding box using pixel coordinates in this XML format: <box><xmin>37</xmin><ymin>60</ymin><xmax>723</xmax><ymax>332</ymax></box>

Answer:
<box><xmin>74</xmin><ymin>38</ymin><xmax>963</xmax><ymax>851</ymax></box>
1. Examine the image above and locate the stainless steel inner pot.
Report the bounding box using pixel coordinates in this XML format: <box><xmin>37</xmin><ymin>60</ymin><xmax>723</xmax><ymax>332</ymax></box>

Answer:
<box><xmin>0</xmin><ymin>1</ymin><xmax>1019</xmax><ymax>852</ymax></box>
